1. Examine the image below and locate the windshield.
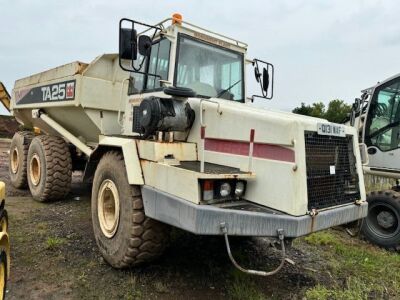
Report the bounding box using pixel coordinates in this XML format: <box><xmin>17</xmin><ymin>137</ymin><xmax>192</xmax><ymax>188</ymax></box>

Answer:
<box><xmin>175</xmin><ymin>35</ymin><xmax>244</xmax><ymax>101</ymax></box>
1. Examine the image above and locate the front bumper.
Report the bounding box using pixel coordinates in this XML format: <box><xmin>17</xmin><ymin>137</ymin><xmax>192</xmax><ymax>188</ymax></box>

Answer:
<box><xmin>142</xmin><ymin>186</ymin><xmax>368</xmax><ymax>238</ymax></box>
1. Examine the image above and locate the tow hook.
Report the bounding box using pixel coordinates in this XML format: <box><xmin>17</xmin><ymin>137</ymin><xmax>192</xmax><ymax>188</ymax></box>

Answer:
<box><xmin>220</xmin><ymin>223</ymin><xmax>286</xmax><ymax>276</ymax></box>
<box><xmin>355</xmin><ymin>199</ymin><xmax>363</xmax><ymax>206</ymax></box>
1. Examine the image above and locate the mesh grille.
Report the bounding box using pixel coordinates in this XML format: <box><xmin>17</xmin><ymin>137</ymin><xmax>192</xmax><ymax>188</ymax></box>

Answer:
<box><xmin>132</xmin><ymin>106</ymin><xmax>142</xmax><ymax>133</ymax></box>
<box><xmin>305</xmin><ymin>131</ymin><xmax>360</xmax><ymax>210</ymax></box>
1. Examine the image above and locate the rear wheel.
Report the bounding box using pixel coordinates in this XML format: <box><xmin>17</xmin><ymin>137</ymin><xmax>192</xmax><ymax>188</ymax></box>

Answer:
<box><xmin>91</xmin><ymin>151</ymin><xmax>169</xmax><ymax>268</ymax></box>
<box><xmin>361</xmin><ymin>190</ymin><xmax>400</xmax><ymax>250</ymax></box>
<box><xmin>27</xmin><ymin>135</ymin><xmax>72</xmax><ymax>202</ymax></box>
<box><xmin>9</xmin><ymin>131</ymin><xmax>34</xmax><ymax>189</ymax></box>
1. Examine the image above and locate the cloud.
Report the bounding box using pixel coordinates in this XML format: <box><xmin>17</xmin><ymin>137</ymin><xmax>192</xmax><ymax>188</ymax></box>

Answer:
<box><xmin>1</xmin><ymin>0</ymin><xmax>400</xmax><ymax>115</ymax></box>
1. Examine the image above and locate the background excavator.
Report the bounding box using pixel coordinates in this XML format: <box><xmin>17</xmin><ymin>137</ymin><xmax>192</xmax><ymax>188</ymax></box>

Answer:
<box><xmin>348</xmin><ymin>73</ymin><xmax>400</xmax><ymax>250</ymax></box>
<box><xmin>0</xmin><ymin>83</ymin><xmax>10</xmax><ymax>113</ymax></box>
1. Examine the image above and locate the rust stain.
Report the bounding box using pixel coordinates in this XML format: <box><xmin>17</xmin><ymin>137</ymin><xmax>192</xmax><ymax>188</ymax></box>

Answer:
<box><xmin>310</xmin><ymin>215</ymin><xmax>316</xmax><ymax>232</ymax></box>
<box><xmin>309</xmin><ymin>209</ymin><xmax>318</xmax><ymax>233</ymax></box>
<box><xmin>75</xmin><ymin>62</ymin><xmax>89</xmax><ymax>74</ymax></box>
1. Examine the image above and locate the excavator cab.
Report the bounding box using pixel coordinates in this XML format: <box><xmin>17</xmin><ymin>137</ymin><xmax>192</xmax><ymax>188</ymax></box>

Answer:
<box><xmin>360</xmin><ymin>75</ymin><xmax>400</xmax><ymax>173</ymax></box>
<box><xmin>349</xmin><ymin>73</ymin><xmax>400</xmax><ymax>250</ymax></box>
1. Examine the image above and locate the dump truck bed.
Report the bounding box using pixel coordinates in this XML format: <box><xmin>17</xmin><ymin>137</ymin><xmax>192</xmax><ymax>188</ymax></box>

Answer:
<box><xmin>14</xmin><ymin>61</ymin><xmax>89</xmax><ymax>89</ymax></box>
<box><xmin>11</xmin><ymin>54</ymin><xmax>129</xmax><ymax>143</ymax></box>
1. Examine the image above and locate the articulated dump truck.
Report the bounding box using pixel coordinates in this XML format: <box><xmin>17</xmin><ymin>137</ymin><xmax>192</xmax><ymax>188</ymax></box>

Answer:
<box><xmin>6</xmin><ymin>14</ymin><xmax>367</xmax><ymax>275</ymax></box>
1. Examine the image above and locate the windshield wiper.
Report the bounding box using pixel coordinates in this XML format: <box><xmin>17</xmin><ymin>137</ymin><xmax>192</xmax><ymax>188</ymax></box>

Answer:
<box><xmin>217</xmin><ymin>80</ymin><xmax>241</xmax><ymax>98</ymax></box>
<box><xmin>369</xmin><ymin>120</ymin><xmax>400</xmax><ymax>139</ymax></box>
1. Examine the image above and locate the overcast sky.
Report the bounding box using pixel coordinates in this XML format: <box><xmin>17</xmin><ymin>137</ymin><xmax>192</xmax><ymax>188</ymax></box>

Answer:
<box><xmin>1</xmin><ymin>0</ymin><xmax>400</xmax><ymax>115</ymax></box>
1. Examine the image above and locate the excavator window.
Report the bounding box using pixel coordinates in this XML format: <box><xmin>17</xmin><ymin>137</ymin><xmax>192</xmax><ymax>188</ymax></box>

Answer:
<box><xmin>366</xmin><ymin>78</ymin><xmax>400</xmax><ymax>151</ymax></box>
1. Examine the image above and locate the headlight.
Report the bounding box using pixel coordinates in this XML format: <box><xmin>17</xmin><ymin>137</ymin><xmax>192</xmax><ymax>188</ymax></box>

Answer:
<box><xmin>220</xmin><ymin>182</ymin><xmax>231</xmax><ymax>197</ymax></box>
<box><xmin>235</xmin><ymin>181</ymin><xmax>245</xmax><ymax>197</ymax></box>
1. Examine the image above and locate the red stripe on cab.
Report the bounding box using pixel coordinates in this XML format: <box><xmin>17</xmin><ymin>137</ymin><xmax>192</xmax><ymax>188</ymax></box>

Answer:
<box><xmin>204</xmin><ymin>138</ymin><xmax>295</xmax><ymax>163</ymax></box>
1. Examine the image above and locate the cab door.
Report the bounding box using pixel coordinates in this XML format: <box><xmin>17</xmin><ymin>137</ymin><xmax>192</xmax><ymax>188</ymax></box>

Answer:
<box><xmin>364</xmin><ymin>77</ymin><xmax>400</xmax><ymax>171</ymax></box>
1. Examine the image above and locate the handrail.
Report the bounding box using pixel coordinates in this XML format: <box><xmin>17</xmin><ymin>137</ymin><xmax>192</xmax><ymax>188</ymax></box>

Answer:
<box><xmin>199</xmin><ymin>99</ymin><xmax>222</xmax><ymax>173</ymax></box>
<box><xmin>140</xmin><ymin>18</ymin><xmax>248</xmax><ymax>49</ymax></box>
<box><xmin>117</xmin><ymin>78</ymin><xmax>130</xmax><ymax>128</ymax></box>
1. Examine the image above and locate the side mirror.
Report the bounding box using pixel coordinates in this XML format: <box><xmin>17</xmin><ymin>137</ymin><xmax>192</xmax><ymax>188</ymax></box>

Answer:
<box><xmin>138</xmin><ymin>35</ymin><xmax>152</xmax><ymax>57</ymax></box>
<box><xmin>119</xmin><ymin>28</ymin><xmax>137</xmax><ymax>60</ymax></box>
<box><xmin>254</xmin><ymin>66</ymin><xmax>261</xmax><ymax>83</ymax></box>
<box><xmin>262</xmin><ymin>68</ymin><xmax>269</xmax><ymax>93</ymax></box>
<box><xmin>251</xmin><ymin>59</ymin><xmax>274</xmax><ymax>100</ymax></box>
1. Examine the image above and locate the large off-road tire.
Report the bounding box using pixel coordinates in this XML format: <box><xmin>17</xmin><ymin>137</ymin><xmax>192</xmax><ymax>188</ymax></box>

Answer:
<box><xmin>27</xmin><ymin>135</ymin><xmax>72</xmax><ymax>202</ymax></box>
<box><xmin>361</xmin><ymin>190</ymin><xmax>400</xmax><ymax>250</ymax></box>
<box><xmin>9</xmin><ymin>131</ymin><xmax>35</xmax><ymax>189</ymax></box>
<box><xmin>91</xmin><ymin>151</ymin><xmax>169</xmax><ymax>268</ymax></box>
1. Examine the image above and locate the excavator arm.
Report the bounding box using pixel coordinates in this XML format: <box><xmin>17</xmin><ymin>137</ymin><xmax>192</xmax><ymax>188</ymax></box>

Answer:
<box><xmin>0</xmin><ymin>82</ymin><xmax>10</xmax><ymax>112</ymax></box>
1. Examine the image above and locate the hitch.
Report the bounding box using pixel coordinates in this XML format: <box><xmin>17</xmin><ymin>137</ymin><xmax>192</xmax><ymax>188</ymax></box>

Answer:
<box><xmin>220</xmin><ymin>223</ymin><xmax>286</xmax><ymax>276</ymax></box>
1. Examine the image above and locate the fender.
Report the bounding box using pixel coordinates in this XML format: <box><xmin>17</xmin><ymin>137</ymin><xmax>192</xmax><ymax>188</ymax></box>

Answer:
<box><xmin>84</xmin><ymin>136</ymin><xmax>144</xmax><ymax>185</ymax></box>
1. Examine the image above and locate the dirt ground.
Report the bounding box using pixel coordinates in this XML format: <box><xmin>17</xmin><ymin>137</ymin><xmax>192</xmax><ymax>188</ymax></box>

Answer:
<box><xmin>0</xmin><ymin>139</ymin><xmax>399</xmax><ymax>299</ymax></box>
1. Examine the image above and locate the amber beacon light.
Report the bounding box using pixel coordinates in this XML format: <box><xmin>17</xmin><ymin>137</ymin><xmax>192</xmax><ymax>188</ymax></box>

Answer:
<box><xmin>172</xmin><ymin>13</ymin><xmax>183</xmax><ymax>24</ymax></box>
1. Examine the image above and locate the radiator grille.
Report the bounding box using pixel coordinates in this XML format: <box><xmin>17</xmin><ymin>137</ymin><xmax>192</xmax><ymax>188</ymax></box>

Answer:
<box><xmin>305</xmin><ymin>131</ymin><xmax>360</xmax><ymax>210</ymax></box>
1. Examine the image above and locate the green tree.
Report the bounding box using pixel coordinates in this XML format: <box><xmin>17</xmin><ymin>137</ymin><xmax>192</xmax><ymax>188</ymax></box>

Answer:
<box><xmin>292</xmin><ymin>102</ymin><xmax>313</xmax><ymax>116</ymax></box>
<box><xmin>325</xmin><ymin>99</ymin><xmax>351</xmax><ymax>123</ymax></box>
<box><xmin>292</xmin><ymin>102</ymin><xmax>325</xmax><ymax>118</ymax></box>
<box><xmin>310</xmin><ymin>102</ymin><xmax>325</xmax><ymax>118</ymax></box>
<box><xmin>292</xmin><ymin>99</ymin><xmax>351</xmax><ymax>123</ymax></box>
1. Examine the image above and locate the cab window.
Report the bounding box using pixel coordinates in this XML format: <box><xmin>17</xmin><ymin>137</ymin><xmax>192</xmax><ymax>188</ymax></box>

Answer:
<box><xmin>366</xmin><ymin>78</ymin><xmax>400</xmax><ymax>151</ymax></box>
<box><xmin>128</xmin><ymin>38</ymin><xmax>171</xmax><ymax>94</ymax></box>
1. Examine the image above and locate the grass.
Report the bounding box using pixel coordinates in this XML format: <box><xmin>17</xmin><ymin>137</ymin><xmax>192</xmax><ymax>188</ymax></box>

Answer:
<box><xmin>304</xmin><ymin>231</ymin><xmax>336</xmax><ymax>246</ymax></box>
<box><xmin>125</xmin><ymin>273</ymin><xmax>143</xmax><ymax>299</ymax></box>
<box><xmin>45</xmin><ymin>237</ymin><xmax>66</xmax><ymax>250</ymax></box>
<box><xmin>153</xmin><ymin>281</ymin><xmax>169</xmax><ymax>293</ymax></box>
<box><xmin>303</xmin><ymin>230</ymin><xmax>400</xmax><ymax>299</ymax></box>
<box><xmin>226</xmin><ymin>269</ymin><xmax>266</xmax><ymax>300</ymax></box>
<box><xmin>306</xmin><ymin>277</ymin><xmax>374</xmax><ymax>300</ymax></box>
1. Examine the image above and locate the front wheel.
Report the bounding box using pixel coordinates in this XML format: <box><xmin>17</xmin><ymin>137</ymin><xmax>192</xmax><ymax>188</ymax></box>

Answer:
<box><xmin>361</xmin><ymin>190</ymin><xmax>400</xmax><ymax>250</ymax></box>
<box><xmin>91</xmin><ymin>151</ymin><xmax>169</xmax><ymax>268</ymax></box>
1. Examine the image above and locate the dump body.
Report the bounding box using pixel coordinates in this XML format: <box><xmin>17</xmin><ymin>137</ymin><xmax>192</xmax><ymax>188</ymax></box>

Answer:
<box><xmin>12</xmin><ymin>54</ymin><xmax>128</xmax><ymax>144</ymax></box>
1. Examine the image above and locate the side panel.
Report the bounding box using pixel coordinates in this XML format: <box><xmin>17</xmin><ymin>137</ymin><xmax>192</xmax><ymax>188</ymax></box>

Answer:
<box><xmin>98</xmin><ymin>136</ymin><xmax>144</xmax><ymax>185</ymax></box>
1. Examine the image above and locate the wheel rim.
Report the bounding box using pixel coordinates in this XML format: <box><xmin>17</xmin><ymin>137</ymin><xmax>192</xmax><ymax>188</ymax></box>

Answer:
<box><xmin>98</xmin><ymin>179</ymin><xmax>120</xmax><ymax>238</ymax></box>
<box><xmin>0</xmin><ymin>217</ymin><xmax>7</xmax><ymax>233</ymax></box>
<box><xmin>366</xmin><ymin>202</ymin><xmax>400</xmax><ymax>239</ymax></box>
<box><xmin>10</xmin><ymin>147</ymin><xmax>19</xmax><ymax>174</ymax></box>
<box><xmin>0</xmin><ymin>260</ymin><xmax>5</xmax><ymax>299</ymax></box>
<box><xmin>29</xmin><ymin>154</ymin><xmax>41</xmax><ymax>186</ymax></box>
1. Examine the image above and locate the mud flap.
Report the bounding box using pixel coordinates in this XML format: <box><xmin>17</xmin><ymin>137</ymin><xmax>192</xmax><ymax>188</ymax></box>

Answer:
<box><xmin>0</xmin><ymin>82</ymin><xmax>11</xmax><ymax>112</ymax></box>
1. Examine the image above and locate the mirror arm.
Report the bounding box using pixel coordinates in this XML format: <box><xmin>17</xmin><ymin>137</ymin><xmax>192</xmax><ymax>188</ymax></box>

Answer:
<box><xmin>118</xmin><ymin>18</ymin><xmax>162</xmax><ymax>73</ymax></box>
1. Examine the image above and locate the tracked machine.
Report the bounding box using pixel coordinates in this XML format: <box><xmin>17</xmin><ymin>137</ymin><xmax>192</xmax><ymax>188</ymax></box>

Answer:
<box><xmin>4</xmin><ymin>14</ymin><xmax>367</xmax><ymax>275</ymax></box>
